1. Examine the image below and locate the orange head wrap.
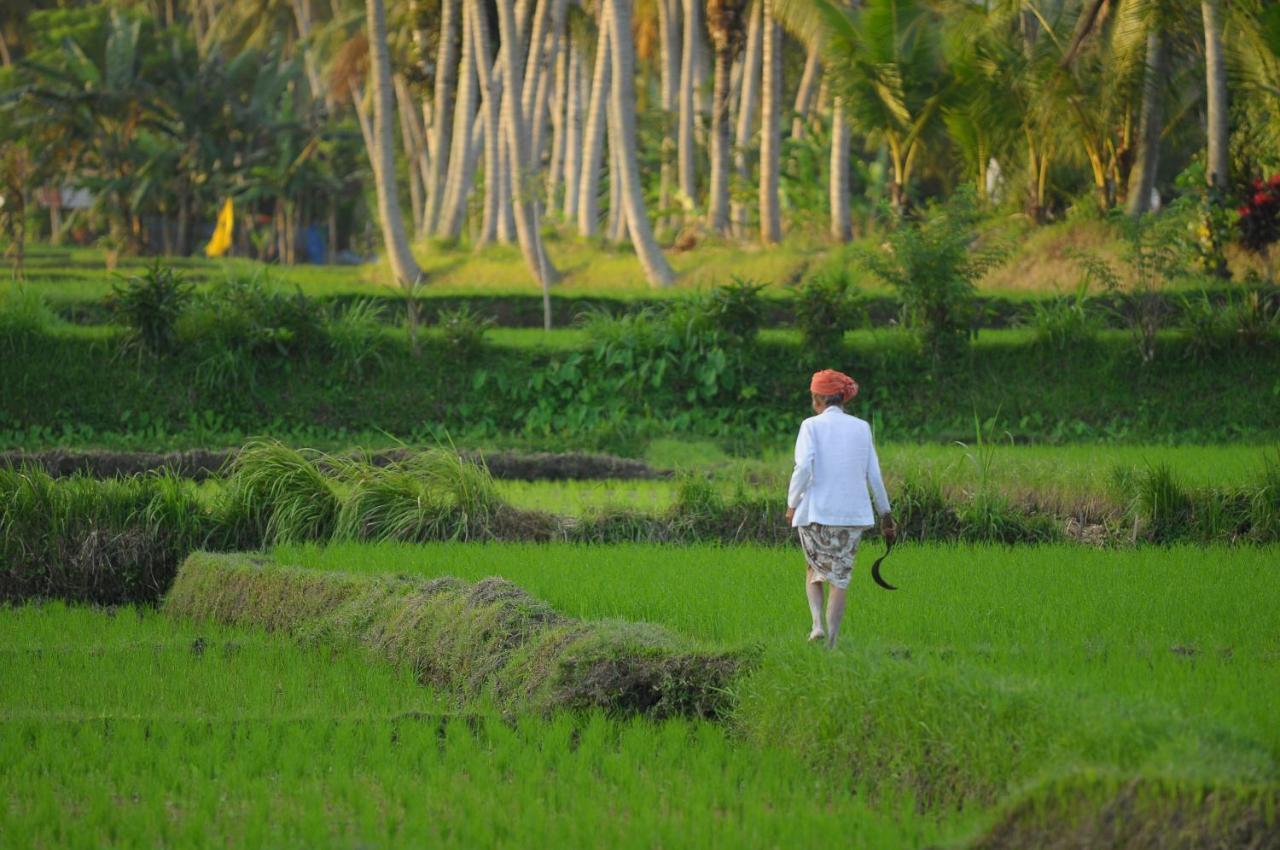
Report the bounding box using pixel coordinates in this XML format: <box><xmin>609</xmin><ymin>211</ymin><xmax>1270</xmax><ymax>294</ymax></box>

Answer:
<box><xmin>810</xmin><ymin>369</ymin><xmax>858</xmax><ymax>403</ymax></box>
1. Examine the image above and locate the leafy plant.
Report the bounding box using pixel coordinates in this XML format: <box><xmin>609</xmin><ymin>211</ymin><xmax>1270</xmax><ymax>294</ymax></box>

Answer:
<box><xmin>703</xmin><ymin>277</ymin><xmax>768</xmax><ymax>342</ymax></box>
<box><xmin>1071</xmin><ymin>209</ymin><xmax>1189</xmax><ymax>365</ymax></box>
<box><xmin>790</xmin><ymin>269</ymin><xmax>863</xmax><ymax>353</ymax></box>
<box><xmin>106</xmin><ymin>260</ymin><xmax>193</xmax><ymax>356</ymax></box>
<box><xmin>861</xmin><ymin>190</ymin><xmax>1001</xmax><ymax>362</ymax></box>
<box><xmin>436</xmin><ymin>305</ymin><xmax>495</xmax><ymax>356</ymax></box>
<box><xmin>1237</xmin><ymin>174</ymin><xmax>1280</xmax><ymax>252</ymax></box>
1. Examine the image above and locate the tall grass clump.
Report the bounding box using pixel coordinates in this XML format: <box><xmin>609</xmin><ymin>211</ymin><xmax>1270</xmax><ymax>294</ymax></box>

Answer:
<box><xmin>0</xmin><ymin>285</ymin><xmax>59</xmax><ymax>354</ymax></box>
<box><xmin>0</xmin><ymin>465</ymin><xmax>208</xmax><ymax>603</ymax></box>
<box><xmin>324</xmin><ymin>298</ymin><xmax>386</xmax><ymax>377</ymax></box>
<box><xmin>335</xmin><ymin>449</ymin><xmax>501</xmax><ymax>542</ymax></box>
<box><xmin>217</xmin><ymin>440</ymin><xmax>340</xmax><ymax>547</ymax></box>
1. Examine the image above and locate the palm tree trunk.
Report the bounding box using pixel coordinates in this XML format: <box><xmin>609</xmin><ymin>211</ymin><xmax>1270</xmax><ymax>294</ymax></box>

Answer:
<box><xmin>605</xmin><ymin>0</ymin><xmax>676</xmax><ymax>286</ymax></box>
<box><xmin>546</xmin><ymin>35</ymin><xmax>569</xmax><ymax>212</ymax></box>
<box><xmin>498</xmin><ymin>106</ymin><xmax>517</xmax><ymax>243</ymax></box>
<box><xmin>658</xmin><ymin>0</ymin><xmax>680</xmax><ymax>230</ymax></box>
<box><xmin>1202</xmin><ymin>0</ymin><xmax>1228</xmax><ymax>190</ymax></box>
<box><xmin>578</xmin><ymin>15</ymin><xmax>612</xmax><ymax>236</ymax></box>
<box><xmin>1126</xmin><ymin>28</ymin><xmax>1168</xmax><ymax>218</ymax></box>
<box><xmin>707</xmin><ymin>29</ymin><xmax>733</xmax><ymax>235</ymax></box>
<box><xmin>732</xmin><ymin>0</ymin><xmax>761</xmax><ymax>237</ymax></box>
<box><xmin>425</xmin><ymin>0</ymin><xmax>459</xmax><ymax>234</ymax></box>
<box><xmin>790</xmin><ymin>44</ymin><xmax>821</xmax><ymax>140</ymax></box>
<box><xmin>678</xmin><ymin>0</ymin><xmax>699</xmax><ymax>208</ymax></box>
<box><xmin>830</xmin><ymin>96</ymin><xmax>851</xmax><ymax>241</ymax></box>
<box><xmin>438</xmin><ymin>2</ymin><xmax>479</xmax><ymax>239</ymax></box>
<box><xmin>758</xmin><ymin>0</ymin><xmax>782</xmax><ymax>244</ymax></box>
<box><xmin>493</xmin><ymin>0</ymin><xmax>560</xmax><ymax>288</ymax></box>
<box><xmin>473</xmin><ymin>0</ymin><xmax>502</xmax><ymax>247</ymax></box>
<box><xmin>365</xmin><ymin>0</ymin><xmax>424</xmax><ymax>290</ymax></box>
<box><xmin>607</xmin><ymin>137</ymin><xmax>624</xmax><ymax>242</ymax></box>
<box><xmin>562</xmin><ymin>46</ymin><xmax>584</xmax><ymax>222</ymax></box>
<box><xmin>394</xmin><ymin>75</ymin><xmax>427</xmax><ymax>236</ymax></box>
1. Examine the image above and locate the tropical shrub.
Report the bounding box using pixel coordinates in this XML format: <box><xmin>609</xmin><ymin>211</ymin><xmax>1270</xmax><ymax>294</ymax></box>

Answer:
<box><xmin>861</xmin><ymin>191</ymin><xmax>1001</xmax><ymax>363</ymax></box>
<box><xmin>791</xmin><ymin>269</ymin><xmax>863</xmax><ymax>353</ymax></box>
<box><xmin>1237</xmin><ymin>174</ymin><xmax>1280</xmax><ymax>252</ymax></box>
<box><xmin>436</xmin><ymin>304</ymin><xmax>495</xmax><ymax>355</ymax></box>
<box><xmin>703</xmin><ymin>277</ymin><xmax>768</xmax><ymax>342</ymax></box>
<box><xmin>107</xmin><ymin>261</ymin><xmax>194</xmax><ymax>356</ymax></box>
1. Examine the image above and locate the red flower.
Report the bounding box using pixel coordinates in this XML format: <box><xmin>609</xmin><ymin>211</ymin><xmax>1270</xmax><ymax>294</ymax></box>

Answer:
<box><xmin>1239</xmin><ymin>205</ymin><xmax>1252</xmax><ymax>217</ymax></box>
<box><xmin>1254</xmin><ymin>192</ymin><xmax>1276</xmax><ymax>206</ymax></box>
<box><xmin>1270</xmin><ymin>174</ymin><xmax>1280</xmax><ymax>189</ymax></box>
<box><xmin>1254</xmin><ymin>179</ymin><xmax>1265</xmax><ymax>190</ymax></box>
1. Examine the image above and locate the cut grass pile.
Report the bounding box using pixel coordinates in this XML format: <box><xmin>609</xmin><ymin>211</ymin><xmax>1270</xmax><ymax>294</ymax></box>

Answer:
<box><xmin>0</xmin><ymin>603</ymin><xmax>945</xmax><ymax>849</ymax></box>
<box><xmin>164</xmin><ymin>552</ymin><xmax>752</xmax><ymax>718</ymax></box>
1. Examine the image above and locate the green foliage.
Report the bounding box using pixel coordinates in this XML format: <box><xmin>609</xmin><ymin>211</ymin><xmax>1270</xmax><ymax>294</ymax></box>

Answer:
<box><xmin>789</xmin><ymin>268</ymin><xmax>863</xmax><ymax>353</ymax></box>
<box><xmin>324</xmin><ymin>298</ymin><xmax>385</xmax><ymax>378</ymax></box>
<box><xmin>436</xmin><ymin>304</ymin><xmax>495</xmax><ymax>355</ymax></box>
<box><xmin>106</xmin><ymin>260</ymin><xmax>194</xmax><ymax>356</ymax></box>
<box><xmin>0</xmin><ymin>465</ymin><xmax>208</xmax><ymax>603</ymax></box>
<box><xmin>1072</xmin><ymin>209</ymin><xmax>1192</xmax><ymax>364</ymax></box>
<box><xmin>861</xmin><ymin>191</ymin><xmax>1002</xmax><ymax>362</ymax></box>
<box><xmin>218</xmin><ymin>440</ymin><xmax>340</xmax><ymax>547</ymax></box>
<box><xmin>1029</xmin><ymin>279</ymin><xmax>1100</xmax><ymax>354</ymax></box>
<box><xmin>702</xmin><ymin>277</ymin><xmax>768</xmax><ymax>342</ymax></box>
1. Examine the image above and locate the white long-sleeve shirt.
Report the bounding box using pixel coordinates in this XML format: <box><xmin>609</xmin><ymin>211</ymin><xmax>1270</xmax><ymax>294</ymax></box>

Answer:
<box><xmin>787</xmin><ymin>406</ymin><xmax>891</xmax><ymax>528</ymax></box>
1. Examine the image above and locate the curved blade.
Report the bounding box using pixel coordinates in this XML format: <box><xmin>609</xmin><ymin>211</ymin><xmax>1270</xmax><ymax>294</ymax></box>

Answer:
<box><xmin>870</xmin><ymin>537</ymin><xmax>897</xmax><ymax>591</ymax></box>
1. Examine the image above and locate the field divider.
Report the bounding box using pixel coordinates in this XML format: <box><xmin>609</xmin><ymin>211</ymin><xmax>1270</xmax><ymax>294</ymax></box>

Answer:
<box><xmin>163</xmin><ymin>552</ymin><xmax>755</xmax><ymax>719</ymax></box>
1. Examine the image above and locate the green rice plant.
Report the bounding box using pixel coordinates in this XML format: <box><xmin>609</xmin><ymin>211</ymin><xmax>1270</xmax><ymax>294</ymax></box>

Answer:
<box><xmin>1179</xmin><ymin>287</ymin><xmax>1238</xmax><ymax>363</ymax></box>
<box><xmin>324</xmin><ymin>298</ymin><xmax>385</xmax><ymax>377</ymax></box>
<box><xmin>1249</xmin><ymin>452</ymin><xmax>1280</xmax><ymax>543</ymax></box>
<box><xmin>893</xmin><ymin>473</ymin><xmax>959</xmax><ymax>541</ymax></box>
<box><xmin>1134</xmin><ymin>462</ymin><xmax>1194</xmax><ymax>543</ymax></box>
<box><xmin>957</xmin><ymin>491</ymin><xmax>1060</xmax><ymax>544</ymax></box>
<box><xmin>217</xmin><ymin>439</ymin><xmax>340</xmax><ymax>546</ymax></box>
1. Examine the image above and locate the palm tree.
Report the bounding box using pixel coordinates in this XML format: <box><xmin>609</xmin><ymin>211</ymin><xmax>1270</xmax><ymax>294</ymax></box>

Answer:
<box><xmin>578</xmin><ymin>9</ymin><xmax>611</xmax><ymax>236</ymax></box>
<box><xmin>365</xmin><ymin>0</ymin><xmax>425</xmax><ymax>347</ymax></box>
<box><xmin>758</xmin><ymin>0</ymin><xmax>782</xmax><ymax>243</ymax></box>
<box><xmin>678</xmin><ymin>0</ymin><xmax>700</xmax><ymax>210</ymax></box>
<box><xmin>493</xmin><ymin>0</ymin><xmax>560</xmax><ymax>293</ymax></box>
<box><xmin>706</xmin><ymin>0</ymin><xmax>747</xmax><ymax>235</ymax></box>
<box><xmin>1201</xmin><ymin>0</ymin><xmax>1228</xmax><ymax>189</ymax></box>
<box><xmin>1126</xmin><ymin>27</ymin><xmax>1169</xmax><ymax>217</ymax></box>
<box><xmin>812</xmin><ymin>0</ymin><xmax>950</xmax><ymax>212</ymax></box>
<box><xmin>731</xmin><ymin>0</ymin><xmax>761</xmax><ymax>237</ymax></box>
<box><xmin>424</xmin><ymin>0</ymin><xmax>459</xmax><ymax>234</ymax></box>
<box><xmin>605</xmin><ymin>0</ymin><xmax>676</xmax><ymax>286</ymax></box>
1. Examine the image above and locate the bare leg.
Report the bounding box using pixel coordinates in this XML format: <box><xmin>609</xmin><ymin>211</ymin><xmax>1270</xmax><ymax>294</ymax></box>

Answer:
<box><xmin>805</xmin><ymin>568</ymin><xmax>825</xmax><ymax>640</ymax></box>
<box><xmin>825</xmin><ymin>585</ymin><xmax>848</xmax><ymax>649</ymax></box>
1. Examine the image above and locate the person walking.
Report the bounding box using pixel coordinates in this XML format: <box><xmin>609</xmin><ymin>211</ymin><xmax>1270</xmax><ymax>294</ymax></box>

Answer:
<box><xmin>785</xmin><ymin>369</ymin><xmax>895</xmax><ymax>649</ymax></box>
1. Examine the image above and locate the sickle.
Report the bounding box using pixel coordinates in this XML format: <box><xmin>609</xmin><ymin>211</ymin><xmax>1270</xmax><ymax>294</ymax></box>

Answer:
<box><xmin>870</xmin><ymin>534</ymin><xmax>897</xmax><ymax>591</ymax></box>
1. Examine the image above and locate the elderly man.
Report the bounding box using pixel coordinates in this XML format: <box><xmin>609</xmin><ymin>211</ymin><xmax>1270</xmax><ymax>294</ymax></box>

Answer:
<box><xmin>785</xmin><ymin>369</ymin><xmax>896</xmax><ymax>649</ymax></box>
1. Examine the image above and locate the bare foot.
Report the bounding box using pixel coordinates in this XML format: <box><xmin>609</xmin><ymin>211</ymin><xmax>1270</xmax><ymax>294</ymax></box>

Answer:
<box><xmin>808</xmin><ymin>627</ymin><xmax>826</xmax><ymax>642</ymax></box>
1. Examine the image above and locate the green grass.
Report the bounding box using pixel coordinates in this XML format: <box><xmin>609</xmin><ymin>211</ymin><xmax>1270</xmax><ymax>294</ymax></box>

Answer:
<box><xmin>0</xmin><ymin>602</ymin><xmax>958</xmax><ymax>849</ymax></box>
<box><xmin>496</xmin><ymin>443</ymin><xmax>1278</xmax><ymax>518</ymax></box>
<box><xmin>274</xmin><ymin>542</ymin><xmax>1280</xmax><ymax>801</ymax></box>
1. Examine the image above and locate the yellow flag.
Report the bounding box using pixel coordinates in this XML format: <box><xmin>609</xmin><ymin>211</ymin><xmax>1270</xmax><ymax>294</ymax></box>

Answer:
<box><xmin>204</xmin><ymin>199</ymin><xmax>234</xmax><ymax>257</ymax></box>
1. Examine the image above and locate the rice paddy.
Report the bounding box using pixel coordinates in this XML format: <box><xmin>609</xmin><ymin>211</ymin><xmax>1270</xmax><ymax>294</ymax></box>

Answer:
<box><xmin>4</xmin><ymin>541</ymin><xmax>1277</xmax><ymax>847</ymax></box>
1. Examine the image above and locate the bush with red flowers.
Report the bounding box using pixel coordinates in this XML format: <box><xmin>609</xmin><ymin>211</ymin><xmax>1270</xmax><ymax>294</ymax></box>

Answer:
<box><xmin>1238</xmin><ymin>175</ymin><xmax>1280</xmax><ymax>251</ymax></box>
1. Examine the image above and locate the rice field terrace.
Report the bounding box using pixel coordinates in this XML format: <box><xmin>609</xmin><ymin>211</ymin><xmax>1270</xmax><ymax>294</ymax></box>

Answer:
<box><xmin>3</xmin><ymin>542</ymin><xmax>1278</xmax><ymax>848</ymax></box>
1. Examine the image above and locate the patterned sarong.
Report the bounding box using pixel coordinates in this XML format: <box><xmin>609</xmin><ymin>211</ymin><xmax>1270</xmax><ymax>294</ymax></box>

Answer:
<box><xmin>797</xmin><ymin>523</ymin><xmax>870</xmax><ymax>590</ymax></box>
